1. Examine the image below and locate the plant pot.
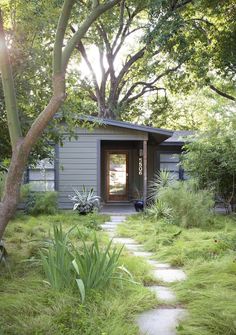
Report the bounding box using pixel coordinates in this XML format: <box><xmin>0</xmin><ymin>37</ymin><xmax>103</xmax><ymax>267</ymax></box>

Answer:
<box><xmin>134</xmin><ymin>200</ymin><xmax>144</xmax><ymax>212</ymax></box>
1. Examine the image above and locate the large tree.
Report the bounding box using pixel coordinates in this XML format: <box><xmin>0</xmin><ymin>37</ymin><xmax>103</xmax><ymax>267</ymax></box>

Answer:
<box><xmin>0</xmin><ymin>0</ymin><xmax>121</xmax><ymax>239</ymax></box>
<box><xmin>70</xmin><ymin>0</ymin><xmax>197</xmax><ymax>119</ymax></box>
<box><xmin>67</xmin><ymin>0</ymin><xmax>235</xmax><ymax>121</ymax></box>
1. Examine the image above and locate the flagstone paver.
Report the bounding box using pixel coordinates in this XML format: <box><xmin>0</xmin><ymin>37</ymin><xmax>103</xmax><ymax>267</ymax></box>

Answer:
<box><xmin>102</xmin><ymin>215</ymin><xmax>187</xmax><ymax>335</ymax></box>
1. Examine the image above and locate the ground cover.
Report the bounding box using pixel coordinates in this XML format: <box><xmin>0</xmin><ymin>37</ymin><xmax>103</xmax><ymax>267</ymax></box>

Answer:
<box><xmin>118</xmin><ymin>214</ymin><xmax>236</xmax><ymax>335</ymax></box>
<box><xmin>0</xmin><ymin>212</ymin><xmax>156</xmax><ymax>335</ymax></box>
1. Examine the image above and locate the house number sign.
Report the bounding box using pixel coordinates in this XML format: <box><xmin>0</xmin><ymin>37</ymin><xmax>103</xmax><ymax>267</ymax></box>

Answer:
<box><xmin>138</xmin><ymin>157</ymin><xmax>143</xmax><ymax>175</ymax></box>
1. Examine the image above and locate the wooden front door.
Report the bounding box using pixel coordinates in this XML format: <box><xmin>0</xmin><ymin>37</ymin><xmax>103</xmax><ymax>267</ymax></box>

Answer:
<box><xmin>106</xmin><ymin>151</ymin><xmax>129</xmax><ymax>201</ymax></box>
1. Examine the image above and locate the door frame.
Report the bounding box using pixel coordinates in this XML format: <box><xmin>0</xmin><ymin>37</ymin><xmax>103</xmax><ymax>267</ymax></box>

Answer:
<box><xmin>105</xmin><ymin>150</ymin><xmax>129</xmax><ymax>202</ymax></box>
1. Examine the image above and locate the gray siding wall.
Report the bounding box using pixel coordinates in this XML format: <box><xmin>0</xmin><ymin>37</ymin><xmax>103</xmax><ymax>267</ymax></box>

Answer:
<box><xmin>58</xmin><ymin>125</ymin><xmax>147</xmax><ymax>209</ymax></box>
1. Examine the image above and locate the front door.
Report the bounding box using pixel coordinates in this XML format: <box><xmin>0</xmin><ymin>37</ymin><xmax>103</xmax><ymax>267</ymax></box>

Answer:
<box><xmin>106</xmin><ymin>151</ymin><xmax>129</xmax><ymax>201</ymax></box>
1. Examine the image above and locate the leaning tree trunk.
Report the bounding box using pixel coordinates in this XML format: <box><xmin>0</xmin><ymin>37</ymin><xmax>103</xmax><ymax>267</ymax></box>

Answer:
<box><xmin>0</xmin><ymin>140</ymin><xmax>29</xmax><ymax>239</ymax></box>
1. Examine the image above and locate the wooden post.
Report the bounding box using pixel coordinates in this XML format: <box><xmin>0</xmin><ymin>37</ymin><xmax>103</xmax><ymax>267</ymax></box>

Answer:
<box><xmin>143</xmin><ymin>140</ymin><xmax>148</xmax><ymax>205</ymax></box>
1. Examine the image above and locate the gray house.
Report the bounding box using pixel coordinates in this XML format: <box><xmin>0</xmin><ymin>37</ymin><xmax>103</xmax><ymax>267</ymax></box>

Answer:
<box><xmin>26</xmin><ymin>117</ymin><xmax>189</xmax><ymax>209</ymax></box>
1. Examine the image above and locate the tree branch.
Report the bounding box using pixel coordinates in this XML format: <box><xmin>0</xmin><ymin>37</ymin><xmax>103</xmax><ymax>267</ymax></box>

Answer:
<box><xmin>24</xmin><ymin>0</ymin><xmax>121</xmax><ymax>150</ymax></box>
<box><xmin>62</xmin><ymin>0</ymin><xmax>121</xmax><ymax>70</ymax></box>
<box><xmin>53</xmin><ymin>0</ymin><xmax>76</xmax><ymax>75</ymax></box>
<box><xmin>209</xmin><ymin>84</ymin><xmax>236</xmax><ymax>102</ymax></box>
<box><xmin>120</xmin><ymin>64</ymin><xmax>181</xmax><ymax>105</ymax></box>
<box><xmin>76</xmin><ymin>40</ymin><xmax>101</xmax><ymax>97</ymax></box>
<box><xmin>0</xmin><ymin>9</ymin><xmax>22</xmax><ymax>147</ymax></box>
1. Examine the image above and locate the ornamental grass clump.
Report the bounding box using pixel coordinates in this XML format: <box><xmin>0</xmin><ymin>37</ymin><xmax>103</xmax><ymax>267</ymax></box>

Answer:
<box><xmin>145</xmin><ymin>200</ymin><xmax>173</xmax><ymax>223</ymax></box>
<box><xmin>158</xmin><ymin>181</ymin><xmax>214</xmax><ymax>228</ymax></box>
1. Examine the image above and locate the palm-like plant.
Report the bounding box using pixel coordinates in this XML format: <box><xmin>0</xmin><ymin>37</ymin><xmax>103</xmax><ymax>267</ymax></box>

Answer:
<box><xmin>148</xmin><ymin>170</ymin><xmax>173</xmax><ymax>202</ymax></box>
<box><xmin>69</xmin><ymin>186</ymin><xmax>101</xmax><ymax>214</ymax></box>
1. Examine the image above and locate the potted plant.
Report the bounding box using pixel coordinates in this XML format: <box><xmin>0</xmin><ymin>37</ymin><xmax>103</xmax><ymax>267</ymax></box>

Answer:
<box><xmin>133</xmin><ymin>187</ymin><xmax>144</xmax><ymax>212</ymax></box>
<box><xmin>69</xmin><ymin>186</ymin><xmax>101</xmax><ymax>214</ymax></box>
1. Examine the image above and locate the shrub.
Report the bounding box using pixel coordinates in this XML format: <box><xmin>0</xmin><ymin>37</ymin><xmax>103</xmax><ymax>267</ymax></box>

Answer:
<box><xmin>69</xmin><ymin>186</ymin><xmax>101</xmax><ymax>214</ymax></box>
<box><xmin>157</xmin><ymin>181</ymin><xmax>214</xmax><ymax>228</ymax></box>
<box><xmin>25</xmin><ymin>191</ymin><xmax>58</xmax><ymax>215</ymax></box>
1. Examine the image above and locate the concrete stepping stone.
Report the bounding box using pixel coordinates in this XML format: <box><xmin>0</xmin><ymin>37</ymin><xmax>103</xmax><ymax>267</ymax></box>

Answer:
<box><xmin>146</xmin><ymin>259</ymin><xmax>171</xmax><ymax>268</ymax></box>
<box><xmin>137</xmin><ymin>308</ymin><xmax>186</xmax><ymax>335</ymax></box>
<box><xmin>124</xmin><ymin>243</ymin><xmax>143</xmax><ymax>252</ymax></box>
<box><xmin>132</xmin><ymin>251</ymin><xmax>154</xmax><ymax>258</ymax></box>
<box><xmin>101</xmin><ymin>224</ymin><xmax>118</xmax><ymax>229</ymax></box>
<box><xmin>147</xmin><ymin>286</ymin><xmax>176</xmax><ymax>303</ymax></box>
<box><xmin>112</xmin><ymin>237</ymin><xmax>137</xmax><ymax>245</ymax></box>
<box><xmin>110</xmin><ymin>216</ymin><xmax>126</xmax><ymax>222</ymax></box>
<box><xmin>153</xmin><ymin>268</ymin><xmax>186</xmax><ymax>283</ymax></box>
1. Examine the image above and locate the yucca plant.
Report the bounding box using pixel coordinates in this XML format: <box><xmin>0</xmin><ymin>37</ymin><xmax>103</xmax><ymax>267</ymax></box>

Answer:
<box><xmin>69</xmin><ymin>186</ymin><xmax>101</xmax><ymax>214</ymax></box>
<box><xmin>148</xmin><ymin>170</ymin><xmax>173</xmax><ymax>202</ymax></box>
<box><xmin>72</xmin><ymin>236</ymin><xmax>123</xmax><ymax>291</ymax></box>
<box><xmin>40</xmin><ymin>224</ymin><xmax>74</xmax><ymax>290</ymax></box>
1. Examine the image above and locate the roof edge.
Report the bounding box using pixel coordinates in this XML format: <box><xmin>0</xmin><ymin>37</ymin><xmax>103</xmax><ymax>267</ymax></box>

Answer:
<box><xmin>80</xmin><ymin>115</ymin><xmax>173</xmax><ymax>137</ymax></box>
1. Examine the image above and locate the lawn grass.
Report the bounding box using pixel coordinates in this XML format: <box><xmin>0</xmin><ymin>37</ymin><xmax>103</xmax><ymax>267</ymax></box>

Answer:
<box><xmin>117</xmin><ymin>214</ymin><xmax>236</xmax><ymax>335</ymax></box>
<box><xmin>0</xmin><ymin>211</ymin><xmax>156</xmax><ymax>335</ymax></box>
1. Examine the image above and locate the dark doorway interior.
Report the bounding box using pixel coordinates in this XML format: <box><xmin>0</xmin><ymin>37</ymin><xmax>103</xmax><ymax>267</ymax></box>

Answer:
<box><xmin>101</xmin><ymin>141</ymin><xmax>142</xmax><ymax>203</ymax></box>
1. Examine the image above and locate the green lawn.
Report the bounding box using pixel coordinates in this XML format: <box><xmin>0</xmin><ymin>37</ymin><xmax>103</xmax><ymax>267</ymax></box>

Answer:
<box><xmin>118</xmin><ymin>214</ymin><xmax>236</xmax><ymax>335</ymax></box>
<box><xmin>0</xmin><ymin>212</ymin><xmax>156</xmax><ymax>335</ymax></box>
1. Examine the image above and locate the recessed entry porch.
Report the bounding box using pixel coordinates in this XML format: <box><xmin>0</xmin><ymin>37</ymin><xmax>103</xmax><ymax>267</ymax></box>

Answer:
<box><xmin>100</xmin><ymin>140</ymin><xmax>149</xmax><ymax>204</ymax></box>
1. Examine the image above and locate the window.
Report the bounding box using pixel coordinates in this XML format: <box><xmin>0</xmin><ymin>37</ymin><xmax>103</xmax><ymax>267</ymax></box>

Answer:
<box><xmin>159</xmin><ymin>152</ymin><xmax>187</xmax><ymax>180</ymax></box>
<box><xmin>27</xmin><ymin>159</ymin><xmax>55</xmax><ymax>191</ymax></box>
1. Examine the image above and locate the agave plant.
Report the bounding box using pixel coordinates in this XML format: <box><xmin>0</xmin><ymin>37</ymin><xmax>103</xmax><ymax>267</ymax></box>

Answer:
<box><xmin>69</xmin><ymin>186</ymin><xmax>101</xmax><ymax>214</ymax></box>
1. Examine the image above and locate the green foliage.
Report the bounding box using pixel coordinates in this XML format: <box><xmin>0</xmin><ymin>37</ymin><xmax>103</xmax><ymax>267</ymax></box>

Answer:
<box><xmin>148</xmin><ymin>170</ymin><xmax>173</xmax><ymax>202</ymax></box>
<box><xmin>69</xmin><ymin>186</ymin><xmax>101</xmax><ymax>214</ymax></box>
<box><xmin>118</xmin><ymin>214</ymin><xmax>236</xmax><ymax>335</ymax></box>
<box><xmin>72</xmin><ymin>237</ymin><xmax>124</xmax><ymax>291</ymax></box>
<box><xmin>0</xmin><ymin>213</ymin><xmax>155</xmax><ymax>334</ymax></box>
<box><xmin>183</xmin><ymin>120</ymin><xmax>236</xmax><ymax>210</ymax></box>
<box><xmin>157</xmin><ymin>181</ymin><xmax>214</xmax><ymax>228</ymax></box>
<box><xmin>40</xmin><ymin>224</ymin><xmax>74</xmax><ymax>291</ymax></box>
<box><xmin>23</xmin><ymin>190</ymin><xmax>58</xmax><ymax>216</ymax></box>
<box><xmin>146</xmin><ymin>200</ymin><xmax>173</xmax><ymax>222</ymax></box>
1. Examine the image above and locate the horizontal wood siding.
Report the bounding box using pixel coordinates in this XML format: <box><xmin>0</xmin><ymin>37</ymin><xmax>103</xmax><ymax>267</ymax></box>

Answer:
<box><xmin>58</xmin><ymin>125</ymin><xmax>147</xmax><ymax>208</ymax></box>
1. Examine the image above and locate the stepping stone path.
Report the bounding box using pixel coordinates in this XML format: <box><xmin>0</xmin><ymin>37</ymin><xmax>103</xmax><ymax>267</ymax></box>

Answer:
<box><xmin>102</xmin><ymin>215</ymin><xmax>187</xmax><ymax>335</ymax></box>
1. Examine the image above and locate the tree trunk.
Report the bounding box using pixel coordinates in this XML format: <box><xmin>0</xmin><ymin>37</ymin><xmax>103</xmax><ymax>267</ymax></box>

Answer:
<box><xmin>0</xmin><ymin>140</ymin><xmax>28</xmax><ymax>239</ymax></box>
